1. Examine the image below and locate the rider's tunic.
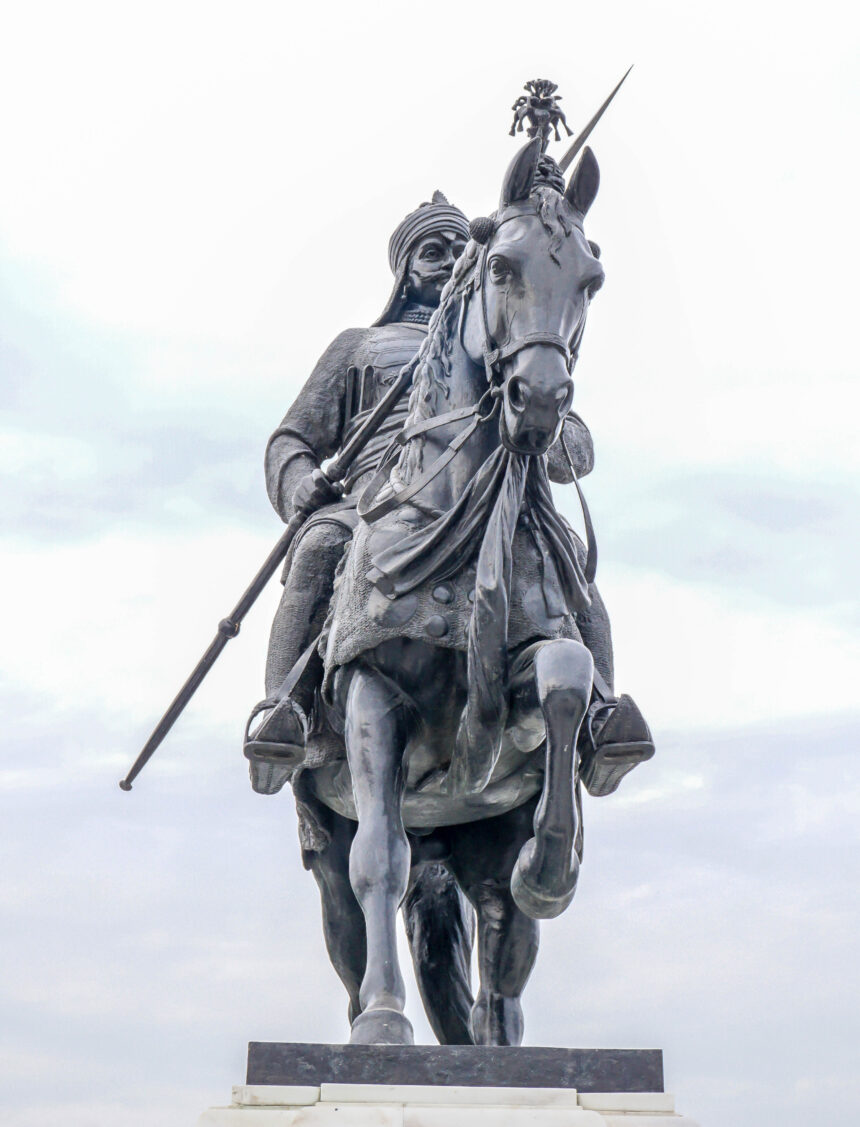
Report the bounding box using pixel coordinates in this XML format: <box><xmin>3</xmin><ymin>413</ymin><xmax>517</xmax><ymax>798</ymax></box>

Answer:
<box><xmin>266</xmin><ymin>320</ymin><xmax>431</xmax><ymax>538</ymax></box>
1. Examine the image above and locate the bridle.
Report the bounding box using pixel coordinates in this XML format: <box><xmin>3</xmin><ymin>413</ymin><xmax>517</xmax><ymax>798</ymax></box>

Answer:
<box><xmin>469</xmin><ymin>205</ymin><xmax>587</xmax><ymax>386</ymax></box>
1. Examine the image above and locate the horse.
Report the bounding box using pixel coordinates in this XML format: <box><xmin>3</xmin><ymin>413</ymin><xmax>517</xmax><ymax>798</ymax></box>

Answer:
<box><xmin>300</xmin><ymin>137</ymin><xmax>626</xmax><ymax>1048</ymax></box>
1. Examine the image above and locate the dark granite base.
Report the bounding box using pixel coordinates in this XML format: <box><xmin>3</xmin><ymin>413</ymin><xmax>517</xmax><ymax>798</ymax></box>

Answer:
<box><xmin>247</xmin><ymin>1043</ymin><xmax>663</xmax><ymax>1093</ymax></box>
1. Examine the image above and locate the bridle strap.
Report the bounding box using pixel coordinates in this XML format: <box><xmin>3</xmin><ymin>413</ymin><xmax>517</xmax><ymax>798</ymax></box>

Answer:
<box><xmin>484</xmin><ymin>332</ymin><xmax>570</xmax><ymax>369</ymax></box>
<box><xmin>474</xmin><ymin>231</ymin><xmax>580</xmax><ymax>382</ymax></box>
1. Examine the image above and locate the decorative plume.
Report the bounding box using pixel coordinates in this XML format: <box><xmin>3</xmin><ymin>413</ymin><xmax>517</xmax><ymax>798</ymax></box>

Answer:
<box><xmin>510</xmin><ymin>79</ymin><xmax>573</xmax><ymax>153</ymax></box>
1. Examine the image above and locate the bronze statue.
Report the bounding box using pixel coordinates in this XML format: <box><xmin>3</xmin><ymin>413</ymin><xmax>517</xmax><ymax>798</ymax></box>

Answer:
<box><xmin>121</xmin><ymin>76</ymin><xmax>653</xmax><ymax>1053</ymax></box>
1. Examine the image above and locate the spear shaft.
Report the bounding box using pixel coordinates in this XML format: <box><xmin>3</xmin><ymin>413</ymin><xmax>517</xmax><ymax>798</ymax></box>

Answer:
<box><xmin>558</xmin><ymin>66</ymin><xmax>633</xmax><ymax>172</ymax></box>
<box><xmin>119</xmin><ymin>358</ymin><xmax>417</xmax><ymax>791</ymax></box>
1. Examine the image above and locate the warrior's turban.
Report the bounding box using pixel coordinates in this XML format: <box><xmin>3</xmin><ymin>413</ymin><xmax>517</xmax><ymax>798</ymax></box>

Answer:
<box><xmin>387</xmin><ymin>190</ymin><xmax>470</xmax><ymax>274</ymax></box>
<box><xmin>374</xmin><ymin>191</ymin><xmax>469</xmax><ymax>326</ymax></box>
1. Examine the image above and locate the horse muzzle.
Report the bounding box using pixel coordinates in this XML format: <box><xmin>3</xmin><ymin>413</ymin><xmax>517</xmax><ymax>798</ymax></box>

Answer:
<box><xmin>499</xmin><ymin>351</ymin><xmax>574</xmax><ymax>456</ymax></box>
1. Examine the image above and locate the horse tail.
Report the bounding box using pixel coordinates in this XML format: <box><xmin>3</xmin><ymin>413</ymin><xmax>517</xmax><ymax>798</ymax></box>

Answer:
<box><xmin>403</xmin><ymin>861</ymin><xmax>475</xmax><ymax>1045</ymax></box>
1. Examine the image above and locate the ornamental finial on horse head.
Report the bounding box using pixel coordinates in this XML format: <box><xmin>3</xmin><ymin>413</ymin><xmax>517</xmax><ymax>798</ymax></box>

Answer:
<box><xmin>510</xmin><ymin>79</ymin><xmax>573</xmax><ymax>152</ymax></box>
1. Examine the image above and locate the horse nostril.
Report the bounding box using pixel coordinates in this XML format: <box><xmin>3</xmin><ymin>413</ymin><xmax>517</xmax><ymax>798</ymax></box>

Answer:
<box><xmin>556</xmin><ymin>383</ymin><xmax>574</xmax><ymax>417</ymax></box>
<box><xmin>507</xmin><ymin>376</ymin><xmax>528</xmax><ymax>412</ymax></box>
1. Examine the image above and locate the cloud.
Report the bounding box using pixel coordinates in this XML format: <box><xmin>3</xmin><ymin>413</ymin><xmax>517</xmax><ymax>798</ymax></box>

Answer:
<box><xmin>560</xmin><ymin>466</ymin><xmax>859</xmax><ymax>617</ymax></box>
<box><xmin>0</xmin><ymin>268</ymin><xmax>272</xmax><ymax>545</ymax></box>
<box><xmin>1</xmin><ymin>698</ymin><xmax>857</xmax><ymax>1127</ymax></box>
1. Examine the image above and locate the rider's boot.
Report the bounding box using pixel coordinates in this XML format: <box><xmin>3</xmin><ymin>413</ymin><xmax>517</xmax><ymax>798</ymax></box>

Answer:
<box><xmin>244</xmin><ymin>642</ymin><xmax>320</xmax><ymax>795</ymax></box>
<box><xmin>578</xmin><ymin>675</ymin><xmax>655</xmax><ymax>797</ymax></box>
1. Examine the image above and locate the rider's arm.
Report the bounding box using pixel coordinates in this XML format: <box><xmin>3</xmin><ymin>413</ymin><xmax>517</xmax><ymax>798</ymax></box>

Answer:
<box><xmin>264</xmin><ymin>328</ymin><xmax>364</xmax><ymax>521</ymax></box>
<box><xmin>547</xmin><ymin>412</ymin><xmax>594</xmax><ymax>483</ymax></box>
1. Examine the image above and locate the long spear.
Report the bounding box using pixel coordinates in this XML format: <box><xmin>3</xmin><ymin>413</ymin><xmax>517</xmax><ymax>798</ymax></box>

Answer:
<box><xmin>557</xmin><ymin>66</ymin><xmax>633</xmax><ymax>172</ymax></box>
<box><xmin>119</xmin><ymin>358</ymin><xmax>418</xmax><ymax>791</ymax></box>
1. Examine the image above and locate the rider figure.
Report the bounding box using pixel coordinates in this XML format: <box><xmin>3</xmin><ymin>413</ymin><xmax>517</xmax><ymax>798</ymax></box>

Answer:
<box><xmin>245</xmin><ymin>190</ymin><xmax>649</xmax><ymax>798</ymax></box>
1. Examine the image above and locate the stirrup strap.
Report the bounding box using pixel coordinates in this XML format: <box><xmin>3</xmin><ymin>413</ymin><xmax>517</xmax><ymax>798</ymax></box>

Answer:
<box><xmin>560</xmin><ymin>423</ymin><xmax>597</xmax><ymax>584</ymax></box>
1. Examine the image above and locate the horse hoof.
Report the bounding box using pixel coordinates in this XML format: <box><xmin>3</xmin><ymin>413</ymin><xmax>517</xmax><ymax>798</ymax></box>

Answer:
<box><xmin>511</xmin><ymin>840</ymin><xmax>578</xmax><ymax>920</ymax></box>
<box><xmin>349</xmin><ymin>1006</ymin><xmax>414</xmax><ymax>1046</ymax></box>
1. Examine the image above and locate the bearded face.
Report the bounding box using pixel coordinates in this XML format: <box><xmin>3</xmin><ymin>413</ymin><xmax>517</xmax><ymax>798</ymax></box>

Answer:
<box><xmin>405</xmin><ymin>232</ymin><xmax>468</xmax><ymax>307</ymax></box>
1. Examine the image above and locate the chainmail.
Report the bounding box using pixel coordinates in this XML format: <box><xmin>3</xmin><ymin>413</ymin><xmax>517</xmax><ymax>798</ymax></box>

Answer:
<box><xmin>399</xmin><ymin>304</ymin><xmax>434</xmax><ymax>325</ymax></box>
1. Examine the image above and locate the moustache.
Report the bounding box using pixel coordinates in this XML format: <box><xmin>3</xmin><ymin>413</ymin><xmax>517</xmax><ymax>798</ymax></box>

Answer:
<box><xmin>422</xmin><ymin>267</ymin><xmax>453</xmax><ymax>285</ymax></box>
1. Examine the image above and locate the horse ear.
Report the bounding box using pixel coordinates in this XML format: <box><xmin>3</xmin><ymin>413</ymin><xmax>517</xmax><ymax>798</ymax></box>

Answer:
<box><xmin>565</xmin><ymin>146</ymin><xmax>600</xmax><ymax>214</ymax></box>
<box><xmin>500</xmin><ymin>136</ymin><xmax>542</xmax><ymax>208</ymax></box>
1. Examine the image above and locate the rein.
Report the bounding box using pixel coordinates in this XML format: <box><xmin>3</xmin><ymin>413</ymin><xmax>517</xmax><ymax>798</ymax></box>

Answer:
<box><xmin>356</xmin><ymin>390</ymin><xmax>499</xmax><ymax>523</ymax></box>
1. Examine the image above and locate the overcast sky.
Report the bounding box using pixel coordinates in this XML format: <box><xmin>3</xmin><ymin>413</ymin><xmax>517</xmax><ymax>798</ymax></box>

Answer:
<box><xmin>1</xmin><ymin>2</ymin><xmax>858</xmax><ymax>1126</ymax></box>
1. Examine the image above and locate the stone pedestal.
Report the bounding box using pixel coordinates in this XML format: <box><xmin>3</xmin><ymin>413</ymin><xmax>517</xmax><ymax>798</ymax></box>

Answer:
<box><xmin>198</xmin><ymin>1045</ymin><xmax>699</xmax><ymax>1125</ymax></box>
<box><xmin>199</xmin><ymin>1083</ymin><xmax>700</xmax><ymax>1125</ymax></box>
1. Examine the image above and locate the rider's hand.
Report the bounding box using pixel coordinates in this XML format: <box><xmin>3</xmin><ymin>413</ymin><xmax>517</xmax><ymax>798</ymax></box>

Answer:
<box><xmin>292</xmin><ymin>468</ymin><xmax>342</xmax><ymax>515</ymax></box>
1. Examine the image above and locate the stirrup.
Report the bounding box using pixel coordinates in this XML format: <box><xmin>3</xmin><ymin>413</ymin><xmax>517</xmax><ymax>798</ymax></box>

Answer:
<box><xmin>580</xmin><ymin>693</ymin><xmax>655</xmax><ymax>797</ymax></box>
<box><xmin>243</xmin><ymin>697</ymin><xmax>307</xmax><ymax>795</ymax></box>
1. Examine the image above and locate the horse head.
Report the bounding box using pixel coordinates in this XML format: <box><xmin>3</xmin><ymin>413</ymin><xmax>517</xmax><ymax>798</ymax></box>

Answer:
<box><xmin>462</xmin><ymin>136</ymin><xmax>605</xmax><ymax>457</ymax></box>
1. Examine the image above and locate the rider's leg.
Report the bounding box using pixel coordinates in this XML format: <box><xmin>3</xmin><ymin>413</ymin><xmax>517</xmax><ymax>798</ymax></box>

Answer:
<box><xmin>403</xmin><ymin>858</ymin><xmax>475</xmax><ymax>1045</ymax></box>
<box><xmin>265</xmin><ymin>519</ymin><xmax>351</xmax><ymax>700</ymax></box>
<box><xmin>445</xmin><ymin>801</ymin><xmax>539</xmax><ymax>1046</ymax></box>
<box><xmin>305</xmin><ymin>804</ymin><xmax>366</xmax><ymax>1025</ymax></box>
<box><xmin>511</xmin><ymin>638</ymin><xmax>592</xmax><ymax>920</ymax></box>
<box><xmin>342</xmin><ymin>665</ymin><xmax>414</xmax><ymax>1045</ymax></box>
<box><xmin>245</xmin><ymin>520</ymin><xmax>350</xmax><ymax>791</ymax></box>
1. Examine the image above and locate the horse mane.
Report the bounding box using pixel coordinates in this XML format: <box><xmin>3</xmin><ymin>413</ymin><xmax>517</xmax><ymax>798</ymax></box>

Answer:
<box><xmin>397</xmin><ymin>238</ymin><xmax>481</xmax><ymax>478</ymax></box>
<box><xmin>397</xmin><ymin>187</ymin><xmax>576</xmax><ymax>479</ymax></box>
<box><xmin>532</xmin><ymin>185</ymin><xmax>577</xmax><ymax>263</ymax></box>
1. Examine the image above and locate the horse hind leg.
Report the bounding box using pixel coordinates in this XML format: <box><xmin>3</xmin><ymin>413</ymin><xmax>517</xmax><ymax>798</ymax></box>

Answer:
<box><xmin>445</xmin><ymin>803</ymin><xmax>539</xmax><ymax>1046</ymax></box>
<box><xmin>470</xmin><ymin>883</ymin><xmax>538</xmax><ymax>1045</ymax></box>
<box><xmin>305</xmin><ymin>807</ymin><xmax>366</xmax><ymax>1027</ymax></box>
<box><xmin>343</xmin><ymin>665</ymin><xmax>414</xmax><ymax>1045</ymax></box>
<box><xmin>511</xmin><ymin>639</ymin><xmax>593</xmax><ymax>920</ymax></box>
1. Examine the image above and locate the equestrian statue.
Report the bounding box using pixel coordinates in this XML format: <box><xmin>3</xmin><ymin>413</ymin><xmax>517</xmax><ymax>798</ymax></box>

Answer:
<box><xmin>121</xmin><ymin>76</ymin><xmax>654</xmax><ymax>1051</ymax></box>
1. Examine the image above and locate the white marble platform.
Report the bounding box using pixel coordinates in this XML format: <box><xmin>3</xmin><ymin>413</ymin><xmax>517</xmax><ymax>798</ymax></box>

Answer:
<box><xmin>199</xmin><ymin>1083</ymin><xmax>700</xmax><ymax>1125</ymax></box>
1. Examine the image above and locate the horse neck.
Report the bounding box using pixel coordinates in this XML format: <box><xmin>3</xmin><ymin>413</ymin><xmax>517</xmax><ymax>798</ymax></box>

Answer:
<box><xmin>399</xmin><ymin>317</ymin><xmax>500</xmax><ymax>511</ymax></box>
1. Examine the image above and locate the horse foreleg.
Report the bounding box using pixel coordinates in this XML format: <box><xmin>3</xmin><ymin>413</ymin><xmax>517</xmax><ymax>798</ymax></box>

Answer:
<box><xmin>511</xmin><ymin>639</ymin><xmax>593</xmax><ymax>920</ymax></box>
<box><xmin>344</xmin><ymin>666</ymin><xmax>414</xmax><ymax>1045</ymax></box>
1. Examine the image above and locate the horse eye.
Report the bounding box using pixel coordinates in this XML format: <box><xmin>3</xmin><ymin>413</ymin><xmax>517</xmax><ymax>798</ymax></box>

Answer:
<box><xmin>489</xmin><ymin>256</ymin><xmax>511</xmax><ymax>280</ymax></box>
<box><xmin>587</xmin><ymin>274</ymin><xmax>604</xmax><ymax>298</ymax></box>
